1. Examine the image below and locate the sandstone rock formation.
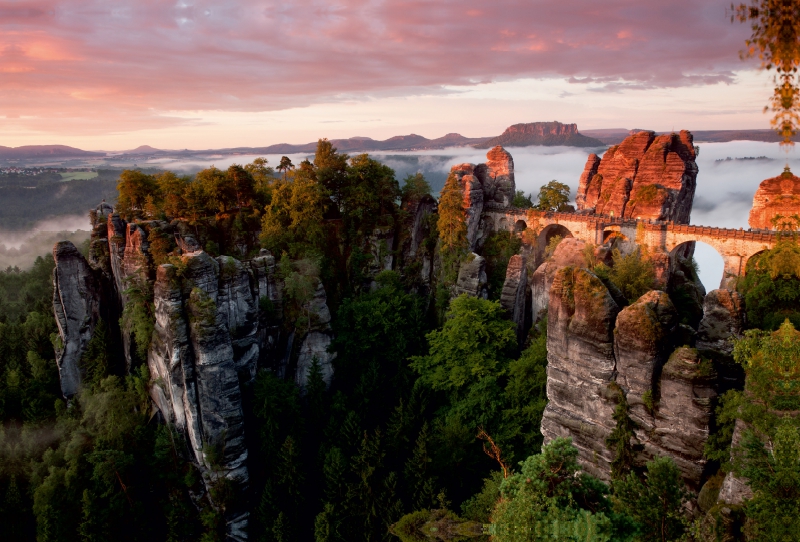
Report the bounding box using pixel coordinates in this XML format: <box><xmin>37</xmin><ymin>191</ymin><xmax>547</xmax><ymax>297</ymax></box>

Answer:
<box><xmin>451</xmin><ymin>163</ymin><xmax>484</xmax><ymax>250</ymax></box>
<box><xmin>718</xmin><ymin>419</ymin><xmax>754</xmax><ymax>505</ymax></box>
<box><xmin>499</xmin><ymin>254</ymin><xmax>528</xmax><ymax>340</ymax></box>
<box><xmin>540</xmin><ymin>267</ymin><xmax>621</xmax><ymax>480</ymax></box>
<box><xmin>477</xmin><ymin>122</ymin><xmax>604</xmax><ymax>148</ymax></box>
<box><xmin>542</xmin><ymin>281</ymin><xmax>728</xmax><ymax>488</ymax></box>
<box><xmin>530</xmin><ymin>238</ymin><xmax>588</xmax><ymax>322</ymax></box>
<box><xmin>614</xmin><ymin>291</ymin><xmax>678</xmax><ymax>412</ymax></box>
<box><xmin>147</xmin><ymin>251</ymin><xmax>254</xmax><ymax>537</ymax></box>
<box><xmin>484</xmin><ymin>146</ymin><xmax>516</xmax><ymax>210</ymax></box>
<box><xmin>447</xmin><ymin>146</ymin><xmax>515</xmax><ymax>249</ymax></box>
<box><xmin>640</xmin><ymin>347</ymin><xmax>718</xmax><ymax>487</ymax></box>
<box><xmin>52</xmin><ymin>241</ymin><xmax>105</xmax><ymax>397</ymax></box>
<box><xmin>454</xmin><ymin>253</ymin><xmax>488</xmax><ymax>298</ymax></box>
<box><xmin>295</xmin><ymin>281</ymin><xmax>335</xmax><ymax>390</ymax></box>
<box><xmin>576</xmin><ymin>130</ymin><xmax>697</xmax><ymax>223</ymax></box>
<box><xmin>56</xmin><ymin>201</ymin><xmax>348</xmax><ymax>539</ymax></box>
<box><xmin>747</xmin><ymin>167</ymin><xmax>800</xmax><ymax>230</ymax></box>
<box><xmin>696</xmin><ymin>289</ymin><xmax>745</xmax><ymax>358</ymax></box>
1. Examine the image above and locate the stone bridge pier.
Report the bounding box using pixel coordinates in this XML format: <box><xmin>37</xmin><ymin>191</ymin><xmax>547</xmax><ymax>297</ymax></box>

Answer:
<box><xmin>485</xmin><ymin>210</ymin><xmax>778</xmax><ymax>289</ymax></box>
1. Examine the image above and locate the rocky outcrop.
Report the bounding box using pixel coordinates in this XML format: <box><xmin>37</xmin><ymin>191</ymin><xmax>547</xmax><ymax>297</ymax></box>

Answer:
<box><xmin>499</xmin><ymin>254</ymin><xmax>528</xmax><ymax>340</ymax></box>
<box><xmin>147</xmin><ymin>250</ymin><xmax>254</xmax><ymax>540</ymax></box>
<box><xmin>477</xmin><ymin>122</ymin><xmax>604</xmax><ymax>148</ymax></box>
<box><xmin>576</xmin><ymin>130</ymin><xmax>697</xmax><ymax>223</ymax></box>
<box><xmin>448</xmin><ymin>146</ymin><xmax>515</xmax><ymax>249</ymax></box>
<box><xmin>408</xmin><ymin>195</ymin><xmax>437</xmax><ymax>260</ymax></box>
<box><xmin>107</xmin><ymin>214</ymin><xmax>154</xmax><ymax>367</ymax></box>
<box><xmin>295</xmin><ymin>281</ymin><xmax>335</xmax><ymax>390</ymax></box>
<box><xmin>718</xmin><ymin>419</ymin><xmax>754</xmax><ymax>505</ymax></box>
<box><xmin>575</xmin><ymin>154</ymin><xmax>601</xmax><ymax>210</ymax></box>
<box><xmin>696</xmin><ymin>289</ymin><xmax>744</xmax><ymax>358</ymax></box>
<box><xmin>52</xmin><ymin>241</ymin><xmax>105</xmax><ymax>398</ymax></box>
<box><xmin>614</xmin><ymin>291</ymin><xmax>678</xmax><ymax>414</ymax></box>
<box><xmin>642</xmin><ymin>347</ymin><xmax>718</xmax><ymax>488</ymax></box>
<box><xmin>450</xmin><ymin>163</ymin><xmax>484</xmax><ymax>250</ymax></box>
<box><xmin>88</xmin><ymin>201</ymin><xmax>114</xmax><ymax>275</ymax></box>
<box><xmin>484</xmin><ymin>146</ymin><xmax>516</xmax><ymax>210</ymax></box>
<box><xmin>667</xmin><ymin>244</ymin><xmax>706</xmax><ymax>328</ymax></box>
<box><xmin>454</xmin><ymin>253</ymin><xmax>488</xmax><ymax>298</ymax></box>
<box><xmin>747</xmin><ymin>167</ymin><xmax>800</xmax><ymax>230</ymax></box>
<box><xmin>530</xmin><ymin>238</ymin><xmax>588</xmax><ymax>321</ymax></box>
<box><xmin>543</xmin><ymin>279</ymin><xmax>726</xmax><ymax>487</ymax></box>
<box><xmin>540</xmin><ymin>267</ymin><xmax>621</xmax><ymax>480</ymax></box>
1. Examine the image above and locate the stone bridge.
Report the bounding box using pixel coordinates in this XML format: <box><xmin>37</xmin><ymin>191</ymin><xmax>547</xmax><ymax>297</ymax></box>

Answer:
<box><xmin>487</xmin><ymin>209</ymin><xmax>779</xmax><ymax>289</ymax></box>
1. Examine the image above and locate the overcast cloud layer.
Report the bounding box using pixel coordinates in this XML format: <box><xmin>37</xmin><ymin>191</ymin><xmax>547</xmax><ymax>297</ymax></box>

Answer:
<box><xmin>2</xmin><ymin>0</ymin><xmax>753</xmax><ymax>135</ymax></box>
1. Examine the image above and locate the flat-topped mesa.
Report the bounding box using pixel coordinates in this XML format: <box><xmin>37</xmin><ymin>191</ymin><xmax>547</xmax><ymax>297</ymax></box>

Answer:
<box><xmin>477</xmin><ymin>121</ymin><xmax>604</xmax><ymax>148</ymax></box>
<box><xmin>748</xmin><ymin>167</ymin><xmax>800</xmax><ymax>230</ymax></box>
<box><xmin>576</xmin><ymin>130</ymin><xmax>698</xmax><ymax>223</ymax></box>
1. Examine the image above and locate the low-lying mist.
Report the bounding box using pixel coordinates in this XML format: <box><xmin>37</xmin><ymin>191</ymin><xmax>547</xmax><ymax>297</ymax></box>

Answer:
<box><xmin>8</xmin><ymin>140</ymin><xmax>793</xmax><ymax>288</ymax></box>
<box><xmin>0</xmin><ymin>214</ymin><xmax>90</xmax><ymax>270</ymax></box>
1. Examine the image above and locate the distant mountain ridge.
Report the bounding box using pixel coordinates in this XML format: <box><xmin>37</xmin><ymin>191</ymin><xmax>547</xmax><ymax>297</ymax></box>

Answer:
<box><xmin>0</xmin><ymin>145</ymin><xmax>104</xmax><ymax>159</ymax></box>
<box><xmin>476</xmin><ymin>121</ymin><xmax>605</xmax><ymax>148</ymax></box>
<box><xmin>5</xmin><ymin>125</ymin><xmax>798</xmax><ymax>163</ymax></box>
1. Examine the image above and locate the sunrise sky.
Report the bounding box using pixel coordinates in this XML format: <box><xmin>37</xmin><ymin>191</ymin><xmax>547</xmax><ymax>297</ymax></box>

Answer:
<box><xmin>1</xmin><ymin>0</ymin><xmax>769</xmax><ymax>150</ymax></box>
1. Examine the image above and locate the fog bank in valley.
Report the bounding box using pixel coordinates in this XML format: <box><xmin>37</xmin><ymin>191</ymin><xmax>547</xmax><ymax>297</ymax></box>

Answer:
<box><xmin>8</xmin><ymin>140</ymin><xmax>793</xmax><ymax>288</ymax></box>
<box><xmin>0</xmin><ymin>215</ymin><xmax>90</xmax><ymax>270</ymax></box>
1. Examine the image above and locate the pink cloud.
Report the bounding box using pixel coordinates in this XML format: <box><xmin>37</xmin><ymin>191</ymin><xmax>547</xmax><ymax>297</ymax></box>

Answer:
<box><xmin>0</xmin><ymin>0</ymin><xmax>754</xmax><ymax>133</ymax></box>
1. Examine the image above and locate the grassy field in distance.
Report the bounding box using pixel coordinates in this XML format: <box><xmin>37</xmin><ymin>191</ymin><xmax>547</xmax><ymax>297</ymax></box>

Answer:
<box><xmin>60</xmin><ymin>171</ymin><xmax>99</xmax><ymax>181</ymax></box>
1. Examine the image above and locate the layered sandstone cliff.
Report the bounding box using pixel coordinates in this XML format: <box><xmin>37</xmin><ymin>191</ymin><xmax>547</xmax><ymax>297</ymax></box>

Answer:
<box><xmin>748</xmin><ymin>167</ymin><xmax>800</xmax><ymax>230</ymax></box>
<box><xmin>448</xmin><ymin>146</ymin><xmax>515</xmax><ymax>249</ymax></box>
<box><xmin>52</xmin><ymin>203</ymin><xmax>336</xmax><ymax>540</ymax></box>
<box><xmin>576</xmin><ymin>130</ymin><xmax>698</xmax><ymax>223</ymax></box>
<box><xmin>541</xmin><ymin>274</ymin><xmax>743</xmax><ymax>487</ymax></box>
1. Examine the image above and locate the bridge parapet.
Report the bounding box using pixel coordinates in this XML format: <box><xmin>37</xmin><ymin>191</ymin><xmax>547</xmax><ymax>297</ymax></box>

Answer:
<box><xmin>487</xmin><ymin>209</ymin><xmax>781</xmax><ymax>288</ymax></box>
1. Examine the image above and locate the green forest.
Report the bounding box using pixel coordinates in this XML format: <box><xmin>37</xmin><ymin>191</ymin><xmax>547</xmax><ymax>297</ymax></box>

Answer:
<box><xmin>0</xmin><ymin>140</ymin><xmax>798</xmax><ymax>542</ymax></box>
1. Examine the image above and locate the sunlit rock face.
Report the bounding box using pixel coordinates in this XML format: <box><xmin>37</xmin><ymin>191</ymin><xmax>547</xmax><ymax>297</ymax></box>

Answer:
<box><xmin>447</xmin><ymin>146</ymin><xmax>516</xmax><ymax>249</ymax></box>
<box><xmin>450</xmin><ymin>163</ymin><xmax>484</xmax><ymax>250</ymax></box>
<box><xmin>540</xmin><ymin>267</ymin><xmax>621</xmax><ymax>481</ymax></box>
<box><xmin>484</xmin><ymin>146</ymin><xmax>516</xmax><ymax>210</ymax></box>
<box><xmin>576</xmin><ymin>130</ymin><xmax>697</xmax><ymax>223</ymax></box>
<box><xmin>530</xmin><ymin>238</ymin><xmax>588</xmax><ymax>323</ymax></box>
<box><xmin>748</xmin><ymin>168</ymin><xmax>800</xmax><ymax>230</ymax></box>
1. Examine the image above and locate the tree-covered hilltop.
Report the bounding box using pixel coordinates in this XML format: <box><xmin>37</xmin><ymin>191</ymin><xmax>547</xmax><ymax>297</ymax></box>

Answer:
<box><xmin>0</xmin><ymin>137</ymin><xmax>798</xmax><ymax>542</ymax></box>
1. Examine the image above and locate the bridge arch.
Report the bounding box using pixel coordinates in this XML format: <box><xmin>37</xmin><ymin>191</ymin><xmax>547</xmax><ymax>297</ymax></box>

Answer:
<box><xmin>602</xmin><ymin>225</ymin><xmax>629</xmax><ymax>244</ymax></box>
<box><xmin>669</xmin><ymin>240</ymin><xmax>725</xmax><ymax>291</ymax></box>
<box><xmin>535</xmin><ymin>224</ymin><xmax>574</xmax><ymax>264</ymax></box>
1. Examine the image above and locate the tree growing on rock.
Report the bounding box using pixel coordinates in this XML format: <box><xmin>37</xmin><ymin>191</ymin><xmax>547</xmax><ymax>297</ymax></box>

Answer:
<box><xmin>534</xmin><ymin>180</ymin><xmax>572</xmax><ymax>212</ymax></box>
<box><xmin>437</xmin><ymin>173</ymin><xmax>468</xmax><ymax>283</ymax></box>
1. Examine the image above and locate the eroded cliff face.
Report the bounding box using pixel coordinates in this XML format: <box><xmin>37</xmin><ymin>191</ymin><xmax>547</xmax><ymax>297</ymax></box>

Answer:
<box><xmin>540</xmin><ymin>267</ymin><xmax>620</xmax><ymax>480</ymax></box>
<box><xmin>747</xmin><ymin>167</ymin><xmax>800</xmax><ymax>230</ymax></box>
<box><xmin>576</xmin><ymin>130</ymin><xmax>698</xmax><ymax>223</ymax></box>
<box><xmin>52</xmin><ymin>204</ymin><xmax>336</xmax><ymax>540</ymax></box>
<box><xmin>148</xmin><ymin>251</ymin><xmax>253</xmax><ymax>540</ymax></box>
<box><xmin>52</xmin><ymin>241</ymin><xmax>106</xmax><ymax>398</ymax></box>
<box><xmin>541</xmin><ymin>273</ymin><xmax>744</xmax><ymax>488</ymax></box>
<box><xmin>448</xmin><ymin>146</ymin><xmax>515</xmax><ymax>250</ymax></box>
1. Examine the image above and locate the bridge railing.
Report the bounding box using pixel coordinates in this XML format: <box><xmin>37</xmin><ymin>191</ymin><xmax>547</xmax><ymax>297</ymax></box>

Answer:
<box><xmin>505</xmin><ymin>208</ymin><xmax>780</xmax><ymax>240</ymax></box>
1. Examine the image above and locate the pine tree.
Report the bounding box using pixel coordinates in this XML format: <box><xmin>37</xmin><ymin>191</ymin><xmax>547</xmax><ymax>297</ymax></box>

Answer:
<box><xmin>404</xmin><ymin>423</ymin><xmax>437</xmax><ymax>510</ymax></box>
<box><xmin>436</xmin><ymin>173</ymin><xmax>468</xmax><ymax>283</ymax></box>
<box><xmin>606</xmin><ymin>386</ymin><xmax>636</xmax><ymax>479</ymax></box>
